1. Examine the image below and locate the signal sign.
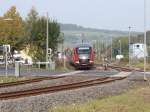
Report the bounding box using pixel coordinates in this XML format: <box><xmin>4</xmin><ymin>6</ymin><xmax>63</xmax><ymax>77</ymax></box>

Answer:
<box><xmin>48</xmin><ymin>48</ymin><xmax>52</xmax><ymax>55</ymax></box>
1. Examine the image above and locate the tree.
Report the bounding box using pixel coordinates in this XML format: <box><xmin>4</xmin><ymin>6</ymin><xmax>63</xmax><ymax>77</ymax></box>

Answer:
<box><xmin>0</xmin><ymin>6</ymin><xmax>26</xmax><ymax>51</ymax></box>
<box><xmin>113</xmin><ymin>37</ymin><xmax>129</xmax><ymax>57</ymax></box>
<box><xmin>26</xmin><ymin>8</ymin><xmax>62</xmax><ymax>61</ymax></box>
<box><xmin>25</xmin><ymin>7</ymin><xmax>38</xmax><ymax>44</ymax></box>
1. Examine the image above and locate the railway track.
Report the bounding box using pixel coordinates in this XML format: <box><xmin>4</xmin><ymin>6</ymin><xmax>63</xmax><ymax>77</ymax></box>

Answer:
<box><xmin>108</xmin><ymin>65</ymin><xmax>144</xmax><ymax>72</ymax></box>
<box><xmin>0</xmin><ymin>76</ymin><xmax>66</xmax><ymax>88</ymax></box>
<box><xmin>95</xmin><ymin>64</ymin><xmax>132</xmax><ymax>71</ymax></box>
<box><xmin>95</xmin><ymin>63</ymin><xmax>144</xmax><ymax>72</ymax></box>
<box><xmin>0</xmin><ymin>76</ymin><xmax>126</xmax><ymax>100</ymax></box>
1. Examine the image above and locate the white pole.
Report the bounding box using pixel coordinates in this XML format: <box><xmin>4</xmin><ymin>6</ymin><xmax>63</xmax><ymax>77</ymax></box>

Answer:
<box><xmin>5</xmin><ymin>46</ymin><xmax>8</xmax><ymax>77</ymax></box>
<box><xmin>105</xmin><ymin>40</ymin><xmax>107</xmax><ymax>59</ymax></box>
<box><xmin>99</xmin><ymin>40</ymin><xmax>101</xmax><ymax>60</ymax></box>
<box><xmin>144</xmin><ymin>0</ymin><xmax>147</xmax><ymax>80</ymax></box>
<box><xmin>128</xmin><ymin>26</ymin><xmax>131</xmax><ymax>67</ymax></box>
<box><xmin>46</xmin><ymin>12</ymin><xmax>49</xmax><ymax>69</ymax></box>
<box><xmin>102</xmin><ymin>40</ymin><xmax>104</xmax><ymax>62</ymax></box>
<box><xmin>111</xmin><ymin>37</ymin><xmax>113</xmax><ymax>61</ymax></box>
<box><xmin>119</xmin><ymin>40</ymin><xmax>121</xmax><ymax>55</ymax></box>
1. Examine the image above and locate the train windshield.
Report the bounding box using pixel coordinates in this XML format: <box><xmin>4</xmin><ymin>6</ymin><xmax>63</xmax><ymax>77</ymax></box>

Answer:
<box><xmin>77</xmin><ymin>47</ymin><xmax>90</xmax><ymax>54</ymax></box>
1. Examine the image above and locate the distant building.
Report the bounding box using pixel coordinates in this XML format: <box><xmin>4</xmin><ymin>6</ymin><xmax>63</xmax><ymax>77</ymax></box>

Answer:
<box><xmin>13</xmin><ymin>50</ymin><xmax>33</xmax><ymax>65</ymax></box>
<box><xmin>129</xmin><ymin>43</ymin><xmax>148</xmax><ymax>59</ymax></box>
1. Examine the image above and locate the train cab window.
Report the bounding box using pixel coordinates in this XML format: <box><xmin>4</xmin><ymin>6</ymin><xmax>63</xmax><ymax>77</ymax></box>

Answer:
<box><xmin>77</xmin><ymin>47</ymin><xmax>90</xmax><ymax>54</ymax></box>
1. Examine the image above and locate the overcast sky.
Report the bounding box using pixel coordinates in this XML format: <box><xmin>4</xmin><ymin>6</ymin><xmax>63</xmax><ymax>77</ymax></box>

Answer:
<box><xmin>0</xmin><ymin>0</ymin><xmax>150</xmax><ymax>32</ymax></box>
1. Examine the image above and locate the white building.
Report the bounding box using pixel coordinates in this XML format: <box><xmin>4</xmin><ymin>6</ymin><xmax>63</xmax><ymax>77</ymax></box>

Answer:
<box><xmin>13</xmin><ymin>50</ymin><xmax>33</xmax><ymax>65</ymax></box>
<box><xmin>129</xmin><ymin>43</ymin><xmax>148</xmax><ymax>59</ymax></box>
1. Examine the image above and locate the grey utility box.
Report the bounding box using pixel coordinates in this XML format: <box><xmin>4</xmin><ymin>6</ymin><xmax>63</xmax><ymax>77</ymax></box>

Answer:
<box><xmin>15</xmin><ymin>62</ymin><xmax>20</xmax><ymax>77</ymax></box>
<box><xmin>50</xmin><ymin>61</ymin><xmax>55</xmax><ymax>70</ymax></box>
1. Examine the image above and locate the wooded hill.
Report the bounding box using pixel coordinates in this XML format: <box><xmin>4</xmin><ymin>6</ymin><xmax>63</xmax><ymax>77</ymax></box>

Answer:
<box><xmin>59</xmin><ymin>23</ymin><xmax>141</xmax><ymax>48</ymax></box>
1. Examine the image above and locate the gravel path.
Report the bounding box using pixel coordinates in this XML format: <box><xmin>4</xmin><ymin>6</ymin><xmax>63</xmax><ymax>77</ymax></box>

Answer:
<box><xmin>0</xmin><ymin>72</ymin><xmax>149</xmax><ymax>112</ymax></box>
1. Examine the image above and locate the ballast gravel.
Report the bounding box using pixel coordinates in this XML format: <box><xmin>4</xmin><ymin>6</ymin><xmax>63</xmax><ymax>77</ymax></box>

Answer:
<box><xmin>0</xmin><ymin>74</ymin><xmax>149</xmax><ymax>112</ymax></box>
<box><xmin>0</xmin><ymin>76</ymin><xmax>103</xmax><ymax>93</ymax></box>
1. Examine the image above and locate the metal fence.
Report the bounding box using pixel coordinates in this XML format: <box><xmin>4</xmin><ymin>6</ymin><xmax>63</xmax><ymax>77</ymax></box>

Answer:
<box><xmin>0</xmin><ymin>61</ymin><xmax>57</xmax><ymax>77</ymax></box>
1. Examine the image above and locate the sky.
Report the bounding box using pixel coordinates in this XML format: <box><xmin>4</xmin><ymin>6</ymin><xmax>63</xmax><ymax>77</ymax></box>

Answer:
<box><xmin>0</xmin><ymin>0</ymin><xmax>150</xmax><ymax>32</ymax></box>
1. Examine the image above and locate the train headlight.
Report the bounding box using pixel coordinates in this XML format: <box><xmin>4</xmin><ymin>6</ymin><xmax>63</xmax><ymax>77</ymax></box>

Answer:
<box><xmin>75</xmin><ymin>61</ymin><xmax>79</xmax><ymax>64</ymax></box>
<box><xmin>90</xmin><ymin>60</ymin><xmax>94</xmax><ymax>63</ymax></box>
<box><xmin>81</xmin><ymin>56</ymin><xmax>86</xmax><ymax>60</ymax></box>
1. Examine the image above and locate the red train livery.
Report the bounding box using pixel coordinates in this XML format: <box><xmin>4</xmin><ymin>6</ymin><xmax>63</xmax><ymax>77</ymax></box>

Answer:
<box><xmin>72</xmin><ymin>44</ymin><xmax>94</xmax><ymax>69</ymax></box>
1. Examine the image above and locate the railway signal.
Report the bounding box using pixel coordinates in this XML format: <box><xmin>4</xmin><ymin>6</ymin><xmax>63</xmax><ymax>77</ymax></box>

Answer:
<box><xmin>3</xmin><ymin>45</ymin><xmax>10</xmax><ymax>77</ymax></box>
<box><xmin>48</xmin><ymin>48</ymin><xmax>52</xmax><ymax>62</ymax></box>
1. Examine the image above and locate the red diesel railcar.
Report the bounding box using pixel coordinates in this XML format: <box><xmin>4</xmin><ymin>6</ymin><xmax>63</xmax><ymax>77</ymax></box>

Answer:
<box><xmin>72</xmin><ymin>44</ymin><xmax>94</xmax><ymax>69</ymax></box>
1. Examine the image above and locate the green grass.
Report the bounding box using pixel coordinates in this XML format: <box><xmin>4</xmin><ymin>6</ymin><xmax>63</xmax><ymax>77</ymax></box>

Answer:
<box><xmin>55</xmin><ymin>60</ymin><xmax>75</xmax><ymax>72</ymax></box>
<box><xmin>50</xmin><ymin>87</ymin><xmax>150</xmax><ymax>112</ymax></box>
<box><xmin>131</xmin><ymin>62</ymin><xmax>144</xmax><ymax>68</ymax></box>
<box><xmin>0</xmin><ymin>76</ymin><xmax>30</xmax><ymax>83</ymax></box>
<box><xmin>126</xmin><ymin>62</ymin><xmax>150</xmax><ymax>70</ymax></box>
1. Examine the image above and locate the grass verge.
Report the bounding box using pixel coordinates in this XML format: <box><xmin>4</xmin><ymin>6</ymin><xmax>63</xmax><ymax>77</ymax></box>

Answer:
<box><xmin>50</xmin><ymin>86</ymin><xmax>150</xmax><ymax>112</ymax></box>
<box><xmin>0</xmin><ymin>76</ymin><xmax>30</xmax><ymax>83</ymax></box>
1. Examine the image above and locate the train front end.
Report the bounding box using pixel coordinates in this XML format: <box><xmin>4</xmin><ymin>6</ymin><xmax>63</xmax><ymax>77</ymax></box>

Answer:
<box><xmin>73</xmin><ymin>45</ymin><xmax>94</xmax><ymax>69</ymax></box>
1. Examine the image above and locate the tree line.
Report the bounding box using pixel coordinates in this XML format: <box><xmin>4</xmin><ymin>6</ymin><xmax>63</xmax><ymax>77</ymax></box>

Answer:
<box><xmin>0</xmin><ymin>6</ymin><xmax>63</xmax><ymax>61</ymax></box>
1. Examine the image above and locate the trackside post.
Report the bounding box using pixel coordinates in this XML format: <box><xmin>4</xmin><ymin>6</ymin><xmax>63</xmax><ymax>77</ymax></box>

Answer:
<box><xmin>15</xmin><ymin>62</ymin><xmax>20</xmax><ymax>77</ymax></box>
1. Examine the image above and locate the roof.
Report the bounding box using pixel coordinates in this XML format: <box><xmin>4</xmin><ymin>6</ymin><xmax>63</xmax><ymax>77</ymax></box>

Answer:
<box><xmin>75</xmin><ymin>44</ymin><xmax>92</xmax><ymax>48</ymax></box>
<box><xmin>130</xmin><ymin>43</ymin><xmax>145</xmax><ymax>45</ymax></box>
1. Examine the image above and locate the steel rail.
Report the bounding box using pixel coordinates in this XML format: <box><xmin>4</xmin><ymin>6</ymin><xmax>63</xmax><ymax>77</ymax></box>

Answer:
<box><xmin>108</xmin><ymin>65</ymin><xmax>144</xmax><ymax>72</ymax></box>
<box><xmin>0</xmin><ymin>76</ymin><xmax>66</xmax><ymax>88</ymax></box>
<box><xmin>0</xmin><ymin>77</ymin><xmax>126</xmax><ymax>100</ymax></box>
<box><xmin>95</xmin><ymin>63</ymin><xmax>144</xmax><ymax>72</ymax></box>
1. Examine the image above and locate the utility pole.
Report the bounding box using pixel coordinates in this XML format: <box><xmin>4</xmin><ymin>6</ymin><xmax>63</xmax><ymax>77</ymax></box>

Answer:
<box><xmin>81</xmin><ymin>33</ymin><xmax>84</xmax><ymax>44</ymax></box>
<box><xmin>61</xmin><ymin>33</ymin><xmax>64</xmax><ymax>53</ymax></box>
<box><xmin>144</xmin><ymin>0</ymin><xmax>147</xmax><ymax>80</ymax></box>
<box><xmin>102</xmin><ymin>39</ymin><xmax>104</xmax><ymax>62</ymax></box>
<box><xmin>61</xmin><ymin>33</ymin><xmax>66</xmax><ymax>69</ymax></box>
<box><xmin>46</xmin><ymin>12</ymin><xmax>49</xmax><ymax>69</ymax></box>
<box><xmin>96</xmin><ymin>41</ymin><xmax>99</xmax><ymax>60</ymax></box>
<box><xmin>128</xmin><ymin>26</ymin><xmax>131</xmax><ymax>67</ymax></box>
<box><xmin>105</xmin><ymin>40</ymin><xmax>107</xmax><ymax>58</ymax></box>
<box><xmin>5</xmin><ymin>46</ymin><xmax>8</xmax><ymax>77</ymax></box>
<box><xmin>119</xmin><ymin>40</ymin><xmax>121</xmax><ymax>55</ymax></box>
<box><xmin>99</xmin><ymin>41</ymin><xmax>101</xmax><ymax>60</ymax></box>
<box><xmin>111</xmin><ymin>37</ymin><xmax>113</xmax><ymax>61</ymax></box>
<box><xmin>98</xmin><ymin>41</ymin><xmax>101</xmax><ymax>60</ymax></box>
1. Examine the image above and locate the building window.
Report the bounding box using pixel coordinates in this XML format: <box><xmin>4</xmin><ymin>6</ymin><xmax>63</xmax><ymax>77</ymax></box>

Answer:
<box><xmin>136</xmin><ymin>45</ymin><xmax>140</xmax><ymax>48</ymax></box>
